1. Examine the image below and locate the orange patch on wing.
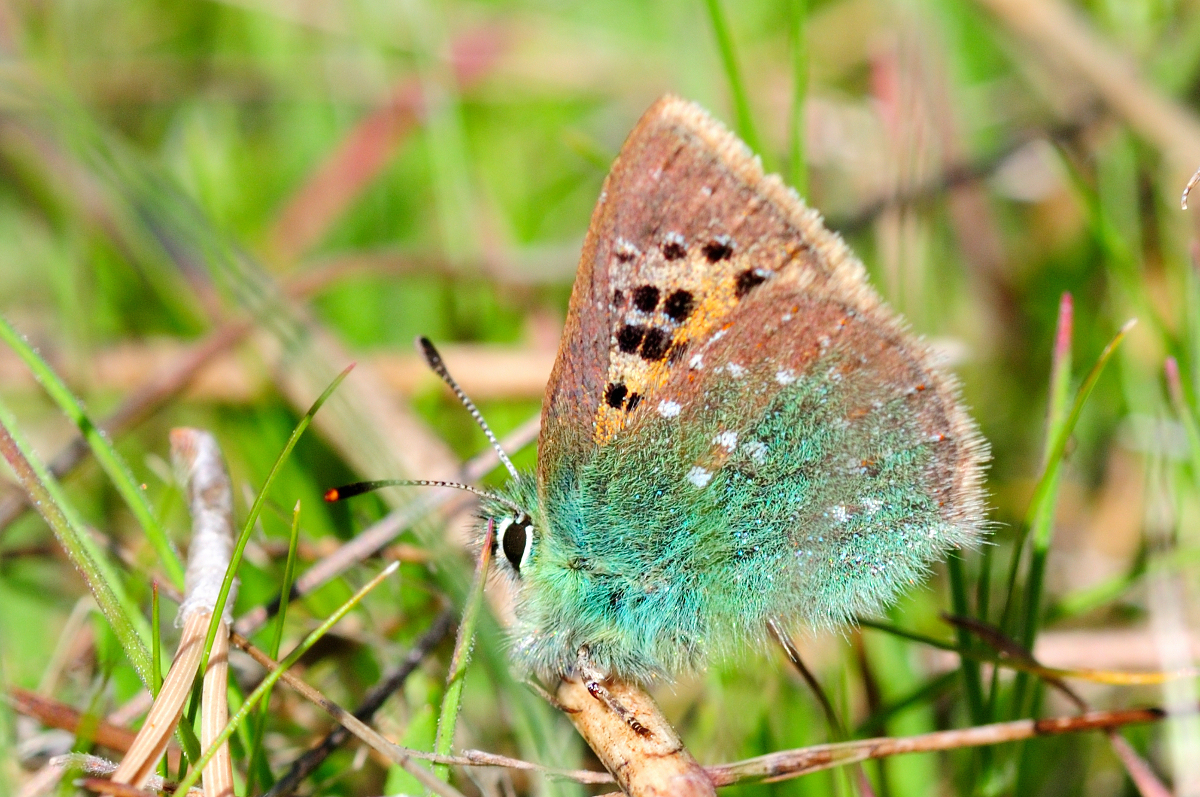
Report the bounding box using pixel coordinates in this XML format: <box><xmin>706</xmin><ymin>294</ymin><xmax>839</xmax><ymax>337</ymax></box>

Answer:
<box><xmin>592</xmin><ymin>271</ymin><xmax>743</xmax><ymax>445</ymax></box>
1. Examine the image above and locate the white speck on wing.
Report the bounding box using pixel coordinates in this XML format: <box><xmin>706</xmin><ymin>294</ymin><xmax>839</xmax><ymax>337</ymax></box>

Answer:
<box><xmin>775</xmin><ymin>369</ymin><xmax>796</xmax><ymax>385</ymax></box>
<box><xmin>657</xmin><ymin>400</ymin><xmax>682</xmax><ymax>418</ymax></box>
<box><xmin>689</xmin><ymin>354</ymin><xmax>704</xmax><ymax>370</ymax></box>
<box><xmin>686</xmin><ymin>466</ymin><xmax>713</xmax><ymax>488</ymax></box>
<box><xmin>615</xmin><ymin>238</ymin><xmax>640</xmax><ymax>260</ymax></box>
<box><xmin>713</xmin><ymin>431</ymin><xmax>738</xmax><ymax>450</ymax></box>
<box><xmin>727</xmin><ymin>363</ymin><xmax>746</xmax><ymax>377</ymax></box>
<box><xmin>743</xmin><ymin>440</ymin><xmax>768</xmax><ymax>463</ymax></box>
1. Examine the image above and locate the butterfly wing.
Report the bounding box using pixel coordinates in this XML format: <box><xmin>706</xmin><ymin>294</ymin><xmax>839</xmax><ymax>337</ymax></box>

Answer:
<box><xmin>528</xmin><ymin>96</ymin><xmax>986</xmax><ymax>681</ymax></box>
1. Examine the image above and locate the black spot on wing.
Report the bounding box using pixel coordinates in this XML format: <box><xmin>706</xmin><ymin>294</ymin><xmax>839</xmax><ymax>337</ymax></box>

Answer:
<box><xmin>702</xmin><ymin>238</ymin><xmax>733</xmax><ymax>262</ymax></box>
<box><xmin>662</xmin><ymin>239</ymin><xmax>687</xmax><ymax>260</ymax></box>
<box><xmin>640</xmin><ymin>328</ymin><xmax>671</xmax><ymax>361</ymax></box>
<box><xmin>626</xmin><ymin>393</ymin><xmax>642</xmax><ymax>411</ymax></box>
<box><xmin>605</xmin><ymin>383</ymin><xmax>628</xmax><ymax>408</ymax></box>
<box><xmin>735</xmin><ymin>269</ymin><xmax>768</xmax><ymax>298</ymax></box>
<box><xmin>612</xmin><ymin>289</ymin><xmax>624</xmax><ymax>307</ymax></box>
<box><xmin>617</xmin><ymin>324</ymin><xmax>646</xmax><ymax>353</ymax></box>
<box><xmin>633</xmin><ymin>285</ymin><xmax>660</xmax><ymax>312</ymax></box>
<box><xmin>663</xmin><ymin>290</ymin><xmax>694</xmax><ymax>321</ymax></box>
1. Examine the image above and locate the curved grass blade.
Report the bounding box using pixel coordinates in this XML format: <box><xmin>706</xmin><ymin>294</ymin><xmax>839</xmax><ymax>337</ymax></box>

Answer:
<box><xmin>1018</xmin><ymin>318</ymin><xmax>1135</xmax><ymax>652</ymax></box>
<box><xmin>0</xmin><ymin>314</ymin><xmax>186</xmax><ymax>589</ymax></box>
<box><xmin>0</xmin><ymin>396</ymin><xmax>153</xmax><ymax>685</ymax></box>
<box><xmin>434</xmin><ymin>518</ymin><xmax>495</xmax><ymax>783</ymax></box>
<box><xmin>192</xmin><ymin>363</ymin><xmax>354</xmax><ymax>699</ymax></box>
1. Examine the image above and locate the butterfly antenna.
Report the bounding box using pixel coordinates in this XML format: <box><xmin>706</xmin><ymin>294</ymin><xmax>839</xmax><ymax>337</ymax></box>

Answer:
<box><xmin>417</xmin><ymin>336</ymin><xmax>522</xmax><ymax>481</ymax></box>
<box><xmin>325</xmin><ymin>478</ymin><xmax>523</xmax><ymax>515</ymax></box>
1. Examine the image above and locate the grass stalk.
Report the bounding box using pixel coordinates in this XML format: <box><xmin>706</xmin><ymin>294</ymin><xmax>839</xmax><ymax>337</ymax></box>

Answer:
<box><xmin>152</xmin><ymin>582</ymin><xmax>166</xmax><ymax>779</ymax></box>
<box><xmin>0</xmin><ymin>395</ymin><xmax>153</xmax><ymax>685</ymax></box>
<box><xmin>787</xmin><ymin>0</ymin><xmax>808</xmax><ymax>195</ymax></box>
<box><xmin>245</xmin><ymin>500</ymin><xmax>303</xmax><ymax>794</ymax></box>
<box><xmin>1017</xmin><ymin>318</ymin><xmax>1133</xmax><ymax>654</ymax></box>
<box><xmin>703</xmin><ymin>0</ymin><xmax>762</xmax><ymax>157</ymax></box>
<box><xmin>0</xmin><ymin>313</ymin><xmax>186</xmax><ymax>589</ymax></box>
<box><xmin>1166</xmin><ymin>356</ymin><xmax>1200</xmax><ymax>498</ymax></box>
<box><xmin>946</xmin><ymin>555</ymin><xmax>986</xmax><ymax>725</ymax></box>
<box><xmin>433</xmin><ymin>519</ymin><xmax>495</xmax><ymax>784</ymax></box>
<box><xmin>858</xmin><ymin>619</ymin><xmax>1184</xmax><ymax>686</ymax></box>
<box><xmin>192</xmin><ymin>364</ymin><xmax>353</xmax><ymax>706</ymax></box>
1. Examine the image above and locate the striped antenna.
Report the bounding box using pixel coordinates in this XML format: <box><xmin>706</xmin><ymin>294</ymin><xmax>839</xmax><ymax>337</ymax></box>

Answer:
<box><xmin>324</xmin><ymin>479</ymin><xmax>523</xmax><ymax>515</ymax></box>
<box><xmin>417</xmin><ymin>336</ymin><xmax>522</xmax><ymax>481</ymax></box>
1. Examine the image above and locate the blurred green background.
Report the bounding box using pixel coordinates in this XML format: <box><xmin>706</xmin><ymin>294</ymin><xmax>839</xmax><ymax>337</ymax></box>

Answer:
<box><xmin>2</xmin><ymin>0</ymin><xmax>1200</xmax><ymax>795</ymax></box>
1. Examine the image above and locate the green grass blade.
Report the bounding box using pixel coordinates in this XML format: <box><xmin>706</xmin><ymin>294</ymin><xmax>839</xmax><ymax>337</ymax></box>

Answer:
<box><xmin>0</xmin><ymin>396</ymin><xmax>153</xmax><ymax>685</ymax></box>
<box><xmin>992</xmin><ymin>315</ymin><xmax>1134</xmax><ymax>751</ymax></box>
<box><xmin>997</xmin><ymin>294</ymin><xmax>1074</xmax><ymax>638</ymax></box>
<box><xmin>152</xmin><ymin>581</ymin><xmax>166</xmax><ymax>779</ymax></box>
<box><xmin>151</xmin><ymin>582</ymin><xmax>162</xmax><ymax>698</ymax></box>
<box><xmin>433</xmin><ymin>520</ymin><xmax>495</xmax><ymax>785</ymax></box>
<box><xmin>245</xmin><ymin>500</ymin><xmax>303</xmax><ymax>794</ymax></box>
<box><xmin>0</xmin><ymin>314</ymin><xmax>186</xmax><ymax>589</ymax></box>
<box><xmin>787</xmin><ymin>0</ymin><xmax>808</xmax><ymax>195</ymax></box>
<box><xmin>1018</xmin><ymin>317</ymin><xmax>1134</xmax><ymax>652</ymax></box>
<box><xmin>703</xmin><ymin>0</ymin><xmax>762</xmax><ymax>158</ymax></box>
<box><xmin>1031</xmin><ymin>294</ymin><xmax>1075</xmax><ymax>554</ymax></box>
<box><xmin>174</xmin><ymin>562</ymin><xmax>411</xmax><ymax>795</ymax></box>
<box><xmin>193</xmin><ymin>363</ymin><xmax>354</xmax><ymax>697</ymax></box>
<box><xmin>946</xmin><ymin>555</ymin><xmax>985</xmax><ymax>725</ymax></box>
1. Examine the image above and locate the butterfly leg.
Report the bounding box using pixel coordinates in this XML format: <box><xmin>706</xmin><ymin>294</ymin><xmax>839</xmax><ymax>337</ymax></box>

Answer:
<box><xmin>575</xmin><ymin>646</ymin><xmax>652</xmax><ymax>738</ymax></box>
<box><xmin>523</xmin><ymin>677</ymin><xmax>579</xmax><ymax>713</ymax></box>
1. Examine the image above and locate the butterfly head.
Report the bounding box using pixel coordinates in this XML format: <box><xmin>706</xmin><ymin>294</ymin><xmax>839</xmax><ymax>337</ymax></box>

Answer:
<box><xmin>479</xmin><ymin>478</ymin><xmax>541</xmax><ymax>578</ymax></box>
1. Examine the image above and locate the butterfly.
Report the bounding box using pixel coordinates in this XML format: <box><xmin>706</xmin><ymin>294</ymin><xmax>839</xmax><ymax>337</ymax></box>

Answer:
<box><xmin>332</xmin><ymin>95</ymin><xmax>988</xmax><ymax>685</ymax></box>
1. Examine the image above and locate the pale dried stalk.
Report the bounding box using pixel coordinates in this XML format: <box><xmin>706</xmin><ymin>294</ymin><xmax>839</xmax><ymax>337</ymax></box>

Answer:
<box><xmin>556</xmin><ymin>678</ymin><xmax>715</xmax><ymax>797</ymax></box>
<box><xmin>111</xmin><ymin>610</ymin><xmax>207</xmax><ymax>787</ymax></box>
<box><xmin>705</xmin><ymin>707</ymin><xmax>1164</xmax><ymax>785</ymax></box>
<box><xmin>200</xmin><ymin>624</ymin><xmax>233</xmax><ymax>797</ymax></box>
<box><xmin>171</xmin><ymin>428</ymin><xmax>236</xmax><ymax>797</ymax></box>
<box><xmin>112</xmin><ymin>429</ymin><xmax>236</xmax><ymax>792</ymax></box>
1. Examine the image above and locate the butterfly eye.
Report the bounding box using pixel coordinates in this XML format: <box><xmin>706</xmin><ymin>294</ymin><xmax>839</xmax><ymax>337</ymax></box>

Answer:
<box><xmin>496</xmin><ymin>514</ymin><xmax>534</xmax><ymax>574</ymax></box>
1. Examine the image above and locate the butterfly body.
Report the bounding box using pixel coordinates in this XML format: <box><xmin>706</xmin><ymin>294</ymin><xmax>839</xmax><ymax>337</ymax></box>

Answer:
<box><xmin>481</xmin><ymin>96</ymin><xmax>987</xmax><ymax>684</ymax></box>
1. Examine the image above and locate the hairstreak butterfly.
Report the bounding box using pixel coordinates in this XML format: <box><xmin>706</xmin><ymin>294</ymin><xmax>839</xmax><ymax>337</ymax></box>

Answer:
<box><xmin>331</xmin><ymin>95</ymin><xmax>988</xmax><ymax>685</ymax></box>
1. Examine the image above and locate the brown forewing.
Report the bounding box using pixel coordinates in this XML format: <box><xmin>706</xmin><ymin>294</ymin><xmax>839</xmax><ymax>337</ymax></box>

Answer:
<box><xmin>539</xmin><ymin>96</ymin><xmax>985</xmax><ymax>525</ymax></box>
